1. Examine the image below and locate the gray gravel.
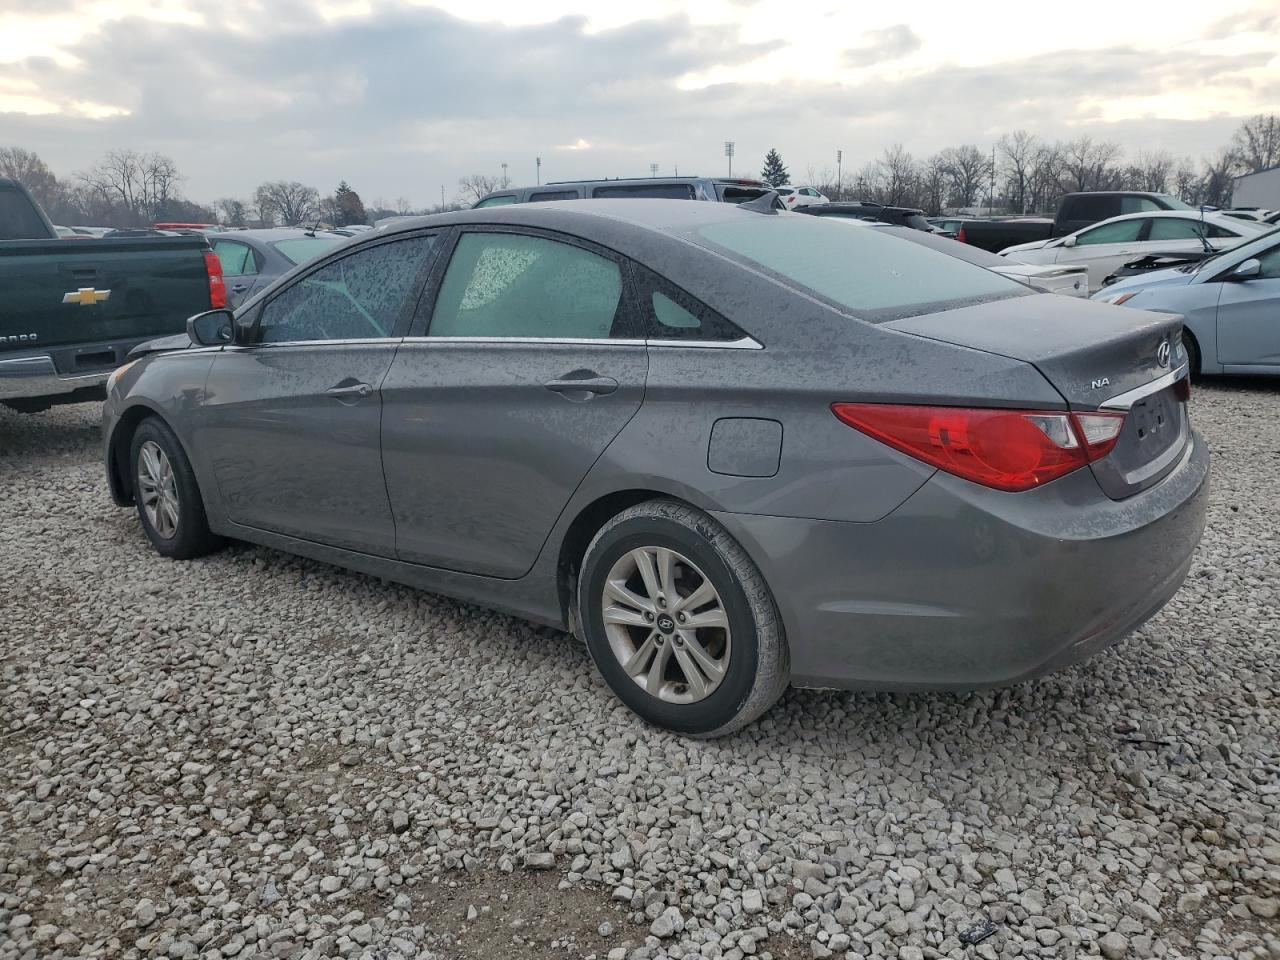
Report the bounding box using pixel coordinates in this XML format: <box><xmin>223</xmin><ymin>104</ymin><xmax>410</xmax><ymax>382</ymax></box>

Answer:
<box><xmin>2</xmin><ymin>381</ymin><xmax>1279</xmax><ymax>960</ymax></box>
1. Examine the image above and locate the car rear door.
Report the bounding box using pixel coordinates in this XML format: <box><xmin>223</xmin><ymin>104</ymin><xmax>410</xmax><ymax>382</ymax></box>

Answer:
<box><xmin>380</xmin><ymin>227</ymin><xmax>647</xmax><ymax>578</ymax></box>
<box><xmin>211</xmin><ymin>239</ymin><xmax>262</xmax><ymax>308</ymax></box>
<box><xmin>1216</xmin><ymin>243</ymin><xmax>1280</xmax><ymax>368</ymax></box>
<box><xmin>196</xmin><ymin>231</ymin><xmax>440</xmax><ymax>555</ymax></box>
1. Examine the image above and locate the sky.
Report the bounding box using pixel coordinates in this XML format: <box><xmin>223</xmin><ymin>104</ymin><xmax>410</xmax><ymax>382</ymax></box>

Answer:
<box><xmin>0</xmin><ymin>0</ymin><xmax>1277</xmax><ymax>208</ymax></box>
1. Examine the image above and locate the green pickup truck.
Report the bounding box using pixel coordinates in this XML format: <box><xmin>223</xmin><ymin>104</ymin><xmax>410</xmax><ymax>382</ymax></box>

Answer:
<box><xmin>0</xmin><ymin>177</ymin><xmax>225</xmax><ymax>412</ymax></box>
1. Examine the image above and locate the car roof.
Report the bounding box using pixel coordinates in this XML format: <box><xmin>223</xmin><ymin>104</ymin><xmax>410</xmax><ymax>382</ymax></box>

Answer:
<box><xmin>376</xmin><ymin>198</ymin><xmax>777</xmax><ymax>238</ymax></box>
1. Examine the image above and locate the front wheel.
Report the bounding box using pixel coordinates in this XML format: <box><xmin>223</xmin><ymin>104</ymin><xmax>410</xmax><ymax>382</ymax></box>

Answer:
<box><xmin>577</xmin><ymin>500</ymin><xmax>788</xmax><ymax>737</ymax></box>
<box><xmin>129</xmin><ymin>417</ymin><xmax>223</xmax><ymax>560</ymax></box>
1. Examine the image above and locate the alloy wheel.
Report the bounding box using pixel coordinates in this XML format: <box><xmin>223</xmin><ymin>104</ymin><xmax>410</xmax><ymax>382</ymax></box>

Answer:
<box><xmin>601</xmin><ymin>546</ymin><xmax>732</xmax><ymax>703</ymax></box>
<box><xmin>137</xmin><ymin>440</ymin><xmax>180</xmax><ymax>539</ymax></box>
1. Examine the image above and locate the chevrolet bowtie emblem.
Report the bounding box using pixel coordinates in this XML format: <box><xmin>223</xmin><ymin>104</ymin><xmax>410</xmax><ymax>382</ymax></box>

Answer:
<box><xmin>62</xmin><ymin>287</ymin><xmax>111</xmax><ymax>306</ymax></box>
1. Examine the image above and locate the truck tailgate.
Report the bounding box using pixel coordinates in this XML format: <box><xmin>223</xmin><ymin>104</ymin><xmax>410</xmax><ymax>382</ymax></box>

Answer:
<box><xmin>0</xmin><ymin>236</ymin><xmax>212</xmax><ymax>361</ymax></box>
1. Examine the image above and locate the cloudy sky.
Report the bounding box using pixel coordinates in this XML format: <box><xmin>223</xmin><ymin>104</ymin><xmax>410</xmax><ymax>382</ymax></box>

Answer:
<box><xmin>1</xmin><ymin>0</ymin><xmax>1277</xmax><ymax>207</ymax></box>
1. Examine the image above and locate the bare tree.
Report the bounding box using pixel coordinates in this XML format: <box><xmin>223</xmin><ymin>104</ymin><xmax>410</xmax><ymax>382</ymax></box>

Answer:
<box><xmin>1201</xmin><ymin>149</ymin><xmax>1240</xmax><ymax>207</ymax></box>
<box><xmin>939</xmin><ymin>145</ymin><xmax>992</xmax><ymax>208</ymax></box>
<box><xmin>998</xmin><ymin>131</ymin><xmax>1037</xmax><ymax>214</ymax></box>
<box><xmin>457</xmin><ymin>175</ymin><xmax>508</xmax><ymax>204</ymax></box>
<box><xmin>1127</xmin><ymin>151</ymin><xmax>1176</xmax><ymax>193</ymax></box>
<box><xmin>1026</xmin><ymin>142</ymin><xmax>1064</xmax><ymax>213</ymax></box>
<box><xmin>254</xmin><ymin>181</ymin><xmax>319</xmax><ymax>226</ymax></box>
<box><xmin>919</xmin><ymin>154</ymin><xmax>948</xmax><ymax>215</ymax></box>
<box><xmin>75</xmin><ymin>149</ymin><xmax>186</xmax><ymax>225</ymax></box>
<box><xmin>1231</xmin><ymin>114</ymin><xmax>1280</xmax><ymax>174</ymax></box>
<box><xmin>1058</xmin><ymin>136</ymin><xmax>1122</xmax><ymax>193</ymax></box>
<box><xmin>216</xmin><ymin>198</ymin><xmax>249</xmax><ymax>227</ymax></box>
<box><xmin>874</xmin><ymin>144</ymin><xmax>919</xmax><ymax>206</ymax></box>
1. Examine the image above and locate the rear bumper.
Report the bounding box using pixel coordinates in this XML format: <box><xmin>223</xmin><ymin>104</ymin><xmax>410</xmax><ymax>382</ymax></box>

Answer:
<box><xmin>713</xmin><ymin>430</ymin><xmax>1210</xmax><ymax>691</ymax></box>
<box><xmin>0</xmin><ymin>354</ymin><xmax>110</xmax><ymax>401</ymax></box>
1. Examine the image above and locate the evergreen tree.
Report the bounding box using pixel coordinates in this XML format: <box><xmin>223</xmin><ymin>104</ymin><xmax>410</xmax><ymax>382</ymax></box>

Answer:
<box><xmin>333</xmin><ymin>181</ymin><xmax>367</xmax><ymax>226</ymax></box>
<box><xmin>761</xmin><ymin>149</ymin><xmax>789</xmax><ymax>187</ymax></box>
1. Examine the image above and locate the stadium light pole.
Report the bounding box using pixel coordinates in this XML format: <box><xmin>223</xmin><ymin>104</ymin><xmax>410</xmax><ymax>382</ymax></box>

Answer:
<box><xmin>836</xmin><ymin>149</ymin><xmax>843</xmax><ymax>201</ymax></box>
<box><xmin>650</xmin><ymin>163</ymin><xmax>659</xmax><ymax>177</ymax></box>
<box><xmin>724</xmin><ymin>141</ymin><xmax>735</xmax><ymax>178</ymax></box>
<box><xmin>536</xmin><ymin>156</ymin><xmax>542</xmax><ymax>185</ymax></box>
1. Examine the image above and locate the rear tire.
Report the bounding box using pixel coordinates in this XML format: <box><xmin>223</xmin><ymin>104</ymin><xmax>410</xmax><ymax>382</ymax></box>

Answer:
<box><xmin>1181</xmin><ymin>331</ymin><xmax>1201</xmax><ymax>379</ymax></box>
<box><xmin>129</xmin><ymin>417</ymin><xmax>223</xmax><ymax>560</ymax></box>
<box><xmin>577</xmin><ymin>500</ymin><xmax>789</xmax><ymax>737</ymax></box>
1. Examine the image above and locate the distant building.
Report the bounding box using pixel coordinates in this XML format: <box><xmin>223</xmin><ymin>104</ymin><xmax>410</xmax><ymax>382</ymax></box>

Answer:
<box><xmin>1232</xmin><ymin>165</ymin><xmax>1280</xmax><ymax>209</ymax></box>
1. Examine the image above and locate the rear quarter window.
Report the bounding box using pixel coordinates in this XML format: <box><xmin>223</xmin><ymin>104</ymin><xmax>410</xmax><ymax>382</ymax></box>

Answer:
<box><xmin>0</xmin><ymin>188</ymin><xmax>51</xmax><ymax>240</ymax></box>
<box><xmin>694</xmin><ymin>216</ymin><xmax>1028</xmax><ymax>322</ymax></box>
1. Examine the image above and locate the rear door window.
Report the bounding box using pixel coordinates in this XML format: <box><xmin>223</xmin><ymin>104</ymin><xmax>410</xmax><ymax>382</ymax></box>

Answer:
<box><xmin>590</xmin><ymin>183</ymin><xmax>696</xmax><ymax>200</ymax></box>
<box><xmin>428</xmin><ymin>231</ymin><xmax>628</xmax><ymax>339</ymax></box>
<box><xmin>1062</xmin><ymin>195</ymin><xmax>1118</xmax><ymax>223</ymax></box>
<box><xmin>630</xmin><ymin>267</ymin><xmax>746</xmax><ymax>342</ymax></box>
<box><xmin>212</xmin><ymin>240</ymin><xmax>258</xmax><ymax>277</ymax></box>
<box><xmin>1147</xmin><ymin>218</ymin><xmax>1210</xmax><ymax>241</ymax></box>
<box><xmin>1120</xmin><ymin>196</ymin><xmax>1164</xmax><ymax>214</ymax></box>
<box><xmin>0</xmin><ymin>187</ymin><xmax>50</xmax><ymax>240</ymax></box>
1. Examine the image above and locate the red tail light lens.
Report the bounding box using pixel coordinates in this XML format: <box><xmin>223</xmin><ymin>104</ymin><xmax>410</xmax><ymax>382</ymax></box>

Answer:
<box><xmin>831</xmin><ymin>403</ymin><xmax>1127</xmax><ymax>492</ymax></box>
<box><xmin>956</xmin><ymin>226</ymin><xmax>967</xmax><ymax>244</ymax></box>
<box><xmin>203</xmin><ymin>250</ymin><xmax>227</xmax><ymax>309</ymax></box>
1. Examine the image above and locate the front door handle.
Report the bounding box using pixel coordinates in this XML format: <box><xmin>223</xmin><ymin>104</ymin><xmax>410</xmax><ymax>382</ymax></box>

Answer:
<box><xmin>544</xmin><ymin>373</ymin><xmax>619</xmax><ymax>399</ymax></box>
<box><xmin>231</xmin><ymin>283</ymin><xmax>251</xmax><ymax>293</ymax></box>
<box><xmin>326</xmin><ymin>381</ymin><xmax>373</xmax><ymax>400</ymax></box>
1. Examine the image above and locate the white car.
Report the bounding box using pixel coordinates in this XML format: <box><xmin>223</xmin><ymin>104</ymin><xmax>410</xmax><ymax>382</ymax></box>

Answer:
<box><xmin>999</xmin><ymin>211</ymin><xmax>1265</xmax><ymax>293</ymax></box>
<box><xmin>774</xmin><ymin>186</ymin><xmax>829</xmax><ymax>208</ymax></box>
<box><xmin>833</xmin><ymin>219</ymin><xmax>1090</xmax><ymax>296</ymax></box>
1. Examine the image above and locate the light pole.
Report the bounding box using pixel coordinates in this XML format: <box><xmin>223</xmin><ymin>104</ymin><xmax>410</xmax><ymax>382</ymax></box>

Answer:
<box><xmin>836</xmin><ymin>150</ymin><xmax>843</xmax><ymax>201</ymax></box>
<box><xmin>724</xmin><ymin>141</ymin><xmax>735</xmax><ymax>178</ymax></box>
<box><xmin>536</xmin><ymin>156</ymin><xmax>542</xmax><ymax>185</ymax></box>
<box><xmin>501</xmin><ymin>162</ymin><xmax>508</xmax><ymax>187</ymax></box>
<box><xmin>650</xmin><ymin>163</ymin><xmax>659</xmax><ymax>177</ymax></box>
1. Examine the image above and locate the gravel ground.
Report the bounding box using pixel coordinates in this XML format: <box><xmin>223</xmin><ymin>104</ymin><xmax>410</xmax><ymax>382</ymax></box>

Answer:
<box><xmin>2</xmin><ymin>382</ymin><xmax>1278</xmax><ymax>960</ymax></box>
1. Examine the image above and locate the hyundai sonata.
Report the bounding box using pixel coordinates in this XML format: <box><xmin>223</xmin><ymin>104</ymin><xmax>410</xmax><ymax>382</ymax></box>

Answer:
<box><xmin>104</xmin><ymin>201</ymin><xmax>1209</xmax><ymax>736</ymax></box>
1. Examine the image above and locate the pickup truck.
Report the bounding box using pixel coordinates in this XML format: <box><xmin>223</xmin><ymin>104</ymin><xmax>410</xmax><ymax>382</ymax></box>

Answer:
<box><xmin>0</xmin><ymin>177</ymin><xmax>225</xmax><ymax>412</ymax></box>
<box><xmin>955</xmin><ymin>191</ymin><xmax>1196</xmax><ymax>253</ymax></box>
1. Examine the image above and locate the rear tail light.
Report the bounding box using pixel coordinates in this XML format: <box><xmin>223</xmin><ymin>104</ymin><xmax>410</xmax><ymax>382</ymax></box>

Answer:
<box><xmin>956</xmin><ymin>226</ymin><xmax>967</xmax><ymax>244</ymax></box>
<box><xmin>203</xmin><ymin>250</ymin><xmax>227</xmax><ymax>309</ymax></box>
<box><xmin>831</xmin><ymin>403</ymin><xmax>1127</xmax><ymax>492</ymax></box>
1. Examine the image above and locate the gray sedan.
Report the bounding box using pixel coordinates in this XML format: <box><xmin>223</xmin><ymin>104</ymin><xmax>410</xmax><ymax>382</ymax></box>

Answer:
<box><xmin>210</xmin><ymin>229</ymin><xmax>347</xmax><ymax>307</ymax></box>
<box><xmin>102</xmin><ymin>202</ymin><xmax>1209</xmax><ymax>736</ymax></box>
<box><xmin>1094</xmin><ymin>225</ymin><xmax>1280</xmax><ymax>375</ymax></box>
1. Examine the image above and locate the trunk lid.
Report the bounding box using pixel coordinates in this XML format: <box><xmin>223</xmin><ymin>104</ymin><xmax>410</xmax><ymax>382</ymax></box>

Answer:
<box><xmin>886</xmin><ymin>295</ymin><xmax>1190</xmax><ymax>499</ymax></box>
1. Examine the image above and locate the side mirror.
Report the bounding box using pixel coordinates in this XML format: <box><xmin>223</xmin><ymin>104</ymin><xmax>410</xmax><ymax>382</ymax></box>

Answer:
<box><xmin>187</xmin><ymin>309</ymin><xmax>237</xmax><ymax>346</ymax></box>
<box><xmin>1062</xmin><ymin>235</ymin><xmax>1078</xmax><ymax>248</ymax></box>
<box><xmin>1228</xmin><ymin>258</ymin><xmax>1262</xmax><ymax>281</ymax></box>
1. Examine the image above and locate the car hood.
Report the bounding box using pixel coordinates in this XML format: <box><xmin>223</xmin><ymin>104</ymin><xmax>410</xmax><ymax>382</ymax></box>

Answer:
<box><xmin>1000</xmin><ymin>238</ymin><xmax>1056</xmax><ymax>254</ymax></box>
<box><xmin>1090</xmin><ymin>267</ymin><xmax>1197</xmax><ymax>299</ymax></box>
<box><xmin>126</xmin><ymin>333</ymin><xmax>195</xmax><ymax>359</ymax></box>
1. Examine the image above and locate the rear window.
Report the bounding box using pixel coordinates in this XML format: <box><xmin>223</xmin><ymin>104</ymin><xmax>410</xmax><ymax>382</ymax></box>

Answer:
<box><xmin>590</xmin><ymin>183</ymin><xmax>696</xmax><ymax>200</ymax></box>
<box><xmin>903</xmin><ymin>213</ymin><xmax>932</xmax><ymax>231</ymax></box>
<box><xmin>271</xmin><ymin>235</ymin><xmax>344</xmax><ymax>265</ymax></box>
<box><xmin>715</xmin><ymin>185</ymin><xmax>771</xmax><ymax>204</ymax></box>
<box><xmin>475</xmin><ymin>195</ymin><xmax>517</xmax><ymax>208</ymax></box>
<box><xmin>694</xmin><ymin>216</ymin><xmax>1027</xmax><ymax>322</ymax></box>
<box><xmin>0</xmin><ymin>187</ymin><xmax>51</xmax><ymax>240</ymax></box>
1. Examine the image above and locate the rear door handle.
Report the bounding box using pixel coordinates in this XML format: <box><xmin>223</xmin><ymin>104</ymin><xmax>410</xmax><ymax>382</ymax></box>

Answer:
<box><xmin>544</xmin><ymin>374</ymin><xmax>619</xmax><ymax>399</ymax></box>
<box><xmin>326</xmin><ymin>381</ymin><xmax>373</xmax><ymax>400</ymax></box>
<box><xmin>231</xmin><ymin>283</ymin><xmax>251</xmax><ymax>293</ymax></box>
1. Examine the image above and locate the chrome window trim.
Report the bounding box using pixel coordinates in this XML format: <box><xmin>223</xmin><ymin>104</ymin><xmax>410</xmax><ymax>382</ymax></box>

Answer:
<box><xmin>225</xmin><ymin>337</ymin><xmax>399</xmax><ymax>350</ymax></box>
<box><xmin>1099</xmin><ymin>364</ymin><xmax>1188</xmax><ymax>411</ymax></box>
<box><xmin>398</xmin><ymin>335</ymin><xmax>763</xmax><ymax>349</ymax></box>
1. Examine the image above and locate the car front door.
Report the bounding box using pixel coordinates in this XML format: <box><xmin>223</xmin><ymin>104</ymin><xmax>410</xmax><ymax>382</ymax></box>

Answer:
<box><xmin>197</xmin><ymin>232</ymin><xmax>439</xmax><ymax>555</ymax></box>
<box><xmin>1058</xmin><ymin>217</ymin><xmax>1148</xmax><ymax>290</ymax></box>
<box><xmin>380</xmin><ymin>227</ymin><xmax>647</xmax><ymax>578</ymax></box>
<box><xmin>211</xmin><ymin>239</ymin><xmax>262</xmax><ymax>308</ymax></box>
<box><xmin>1216</xmin><ymin>244</ymin><xmax>1280</xmax><ymax>368</ymax></box>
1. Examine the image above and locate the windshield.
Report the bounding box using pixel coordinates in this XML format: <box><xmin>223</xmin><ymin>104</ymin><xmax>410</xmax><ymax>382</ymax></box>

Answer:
<box><xmin>271</xmin><ymin>235</ymin><xmax>345</xmax><ymax>265</ymax></box>
<box><xmin>694</xmin><ymin>215</ymin><xmax>1028</xmax><ymax>322</ymax></box>
<box><xmin>1195</xmin><ymin>224</ymin><xmax>1280</xmax><ymax>273</ymax></box>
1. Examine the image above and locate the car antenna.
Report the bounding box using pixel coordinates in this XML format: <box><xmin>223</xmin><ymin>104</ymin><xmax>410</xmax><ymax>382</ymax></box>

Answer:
<box><xmin>305</xmin><ymin>220</ymin><xmax>319</xmax><ymax>238</ymax></box>
<box><xmin>1196</xmin><ymin>205</ymin><xmax>1215</xmax><ymax>254</ymax></box>
<box><xmin>740</xmin><ymin>191</ymin><xmax>780</xmax><ymax>215</ymax></box>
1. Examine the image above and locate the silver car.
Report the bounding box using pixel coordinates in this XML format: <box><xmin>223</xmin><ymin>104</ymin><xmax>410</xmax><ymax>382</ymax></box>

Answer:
<box><xmin>103</xmin><ymin>201</ymin><xmax>1209</xmax><ymax>736</ymax></box>
<box><xmin>1094</xmin><ymin>225</ymin><xmax>1280</xmax><ymax>375</ymax></box>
